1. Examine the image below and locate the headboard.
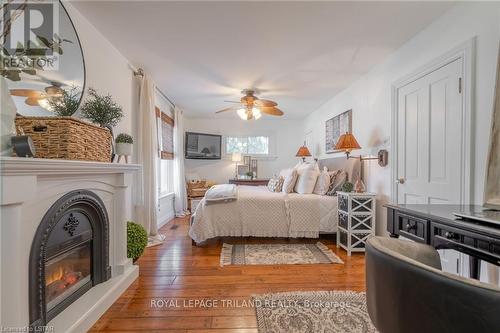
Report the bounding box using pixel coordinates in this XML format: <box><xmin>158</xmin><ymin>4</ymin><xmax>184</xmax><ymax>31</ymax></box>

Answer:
<box><xmin>318</xmin><ymin>157</ymin><xmax>360</xmax><ymax>182</ymax></box>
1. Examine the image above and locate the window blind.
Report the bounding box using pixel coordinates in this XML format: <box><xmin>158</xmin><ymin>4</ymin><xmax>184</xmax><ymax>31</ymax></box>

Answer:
<box><xmin>156</xmin><ymin>106</ymin><xmax>174</xmax><ymax>160</ymax></box>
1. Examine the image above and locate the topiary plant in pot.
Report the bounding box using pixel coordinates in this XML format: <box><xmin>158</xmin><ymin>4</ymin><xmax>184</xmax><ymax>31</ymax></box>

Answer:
<box><xmin>127</xmin><ymin>221</ymin><xmax>148</xmax><ymax>262</ymax></box>
<box><xmin>80</xmin><ymin>88</ymin><xmax>123</xmax><ymax>128</ymax></box>
<box><xmin>115</xmin><ymin>133</ymin><xmax>133</xmax><ymax>157</ymax></box>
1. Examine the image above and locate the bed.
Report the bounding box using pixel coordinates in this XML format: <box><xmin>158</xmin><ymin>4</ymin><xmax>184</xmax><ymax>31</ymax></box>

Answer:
<box><xmin>189</xmin><ymin>157</ymin><xmax>360</xmax><ymax>244</ymax></box>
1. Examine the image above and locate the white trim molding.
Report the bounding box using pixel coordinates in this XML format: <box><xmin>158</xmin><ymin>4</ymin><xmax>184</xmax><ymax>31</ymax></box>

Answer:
<box><xmin>390</xmin><ymin>38</ymin><xmax>474</xmax><ymax>205</ymax></box>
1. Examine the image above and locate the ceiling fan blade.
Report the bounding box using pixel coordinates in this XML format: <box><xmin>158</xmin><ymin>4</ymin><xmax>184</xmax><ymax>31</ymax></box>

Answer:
<box><xmin>215</xmin><ymin>106</ymin><xmax>239</xmax><ymax>113</ymax></box>
<box><xmin>260</xmin><ymin>107</ymin><xmax>284</xmax><ymax>116</ymax></box>
<box><xmin>10</xmin><ymin>89</ymin><xmax>42</xmax><ymax>98</ymax></box>
<box><xmin>223</xmin><ymin>100</ymin><xmax>241</xmax><ymax>104</ymax></box>
<box><xmin>254</xmin><ymin>99</ymin><xmax>277</xmax><ymax>107</ymax></box>
<box><xmin>45</xmin><ymin>86</ymin><xmax>64</xmax><ymax>96</ymax></box>
<box><xmin>25</xmin><ymin>97</ymin><xmax>45</xmax><ymax>106</ymax></box>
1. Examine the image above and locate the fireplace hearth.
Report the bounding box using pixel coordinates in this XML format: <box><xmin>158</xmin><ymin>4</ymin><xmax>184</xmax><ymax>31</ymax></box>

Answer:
<box><xmin>29</xmin><ymin>190</ymin><xmax>111</xmax><ymax>328</ymax></box>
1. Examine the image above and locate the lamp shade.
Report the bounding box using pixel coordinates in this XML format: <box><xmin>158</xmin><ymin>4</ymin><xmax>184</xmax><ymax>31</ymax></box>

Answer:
<box><xmin>231</xmin><ymin>152</ymin><xmax>242</xmax><ymax>162</ymax></box>
<box><xmin>295</xmin><ymin>144</ymin><xmax>312</xmax><ymax>157</ymax></box>
<box><xmin>335</xmin><ymin>132</ymin><xmax>361</xmax><ymax>152</ymax></box>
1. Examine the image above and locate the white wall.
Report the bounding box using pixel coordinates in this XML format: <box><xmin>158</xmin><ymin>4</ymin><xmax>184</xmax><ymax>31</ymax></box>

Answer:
<box><xmin>303</xmin><ymin>2</ymin><xmax>500</xmax><ymax>235</ymax></box>
<box><xmin>184</xmin><ymin>118</ymin><xmax>305</xmax><ymax>184</ymax></box>
<box><xmin>64</xmin><ymin>2</ymin><xmax>136</xmax><ymax>138</ymax></box>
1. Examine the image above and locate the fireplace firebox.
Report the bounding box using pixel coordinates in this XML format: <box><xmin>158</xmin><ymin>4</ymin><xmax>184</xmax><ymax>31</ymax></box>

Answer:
<box><xmin>29</xmin><ymin>190</ymin><xmax>111</xmax><ymax>328</ymax></box>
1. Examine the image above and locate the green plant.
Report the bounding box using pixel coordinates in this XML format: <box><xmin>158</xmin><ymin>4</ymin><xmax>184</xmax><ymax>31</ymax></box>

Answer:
<box><xmin>341</xmin><ymin>181</ymin><xmax>354</xmax><ymax>193</ymax></box>
<box><xmin>127</xmin><ymin>221</ymin><xmax>148</xmax><ymax>261</ymax></box>
<box><xmin>48</xmin><ymin>86</ymin><xmax>81</xmax><ymax>116</ymax></box>
<box><xmin>80</xmin><ymin>88</ymin><xmax>123</xmax><ymax>127</ymax></box>
<box><xmin>116</xmin><ymin>133</ymin><xmax>133</xmax><ymax>144</ymax></box>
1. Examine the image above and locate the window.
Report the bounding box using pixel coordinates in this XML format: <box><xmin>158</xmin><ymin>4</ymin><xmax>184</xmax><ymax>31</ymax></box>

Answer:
<box><xmin>226</xmin><ymin>136</ymin><xmax>269</xmax><ymax>155</ymax></box>
<box><xmin>156</xmin><ymin>105</ymin><xmax>175</xmax><ymax>196</ymax></box>
<box><xmin>156</xmin><ymin>107</ymin><xmax>174</xmax><ymax>160</ymax></box>
<box><xmin>160</xmin><ymin>159</ymin><xmax>174</xmax><ymax>195</ymax></box>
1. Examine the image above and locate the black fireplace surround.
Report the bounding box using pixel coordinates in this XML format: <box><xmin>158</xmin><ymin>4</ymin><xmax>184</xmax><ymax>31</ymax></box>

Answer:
<box><xmin>29</xmin><ymin>190</ymin><xmax>111</xmax><ymax>327</ymax></box>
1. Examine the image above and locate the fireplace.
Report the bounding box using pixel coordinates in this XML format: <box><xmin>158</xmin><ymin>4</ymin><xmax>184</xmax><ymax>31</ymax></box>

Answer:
<box><xmin>29</xmin><ymin>190</ymin><xmax>111</xmax><ymax>328</ymax></box>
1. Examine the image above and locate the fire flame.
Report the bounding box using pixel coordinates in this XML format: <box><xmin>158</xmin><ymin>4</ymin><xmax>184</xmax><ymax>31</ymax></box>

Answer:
<box><xmin>46</xmin><ymin>264</ymin><xmax>76</xmax><ymax>286</ymax></box>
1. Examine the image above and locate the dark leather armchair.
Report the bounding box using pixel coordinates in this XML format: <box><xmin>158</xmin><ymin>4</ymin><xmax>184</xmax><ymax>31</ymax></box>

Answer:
<box><xmin>365</xmin><ymin>236</ymin><xmax>500</xmax><ymax>333</ymax></box>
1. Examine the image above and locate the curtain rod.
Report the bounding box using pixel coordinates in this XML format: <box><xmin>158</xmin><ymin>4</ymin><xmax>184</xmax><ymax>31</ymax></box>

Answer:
<box><xmin>130</xmin><ymin>65</ymin><xmax>176</xmax><ymax>108</ymax></box>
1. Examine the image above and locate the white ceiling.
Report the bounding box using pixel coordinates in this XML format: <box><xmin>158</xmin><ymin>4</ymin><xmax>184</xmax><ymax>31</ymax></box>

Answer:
<box><xmin>71</xmin><ymin>1</ymin><xmax>454</xmax><ymax>119</ymax></box>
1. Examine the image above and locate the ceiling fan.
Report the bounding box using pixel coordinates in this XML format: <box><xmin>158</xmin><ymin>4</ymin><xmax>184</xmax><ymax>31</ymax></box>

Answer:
<box><xmin>10</xmin><ymin>85</ymin><xmax>64</xmax><ymax>108</ymax></box>
<box><xmin>215</xmin><ymin>89</ymin><xmax>284</xmax><ymax>120</ymax></box>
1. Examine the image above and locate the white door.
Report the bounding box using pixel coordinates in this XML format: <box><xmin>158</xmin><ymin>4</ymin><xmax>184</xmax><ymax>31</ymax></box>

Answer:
<box><xmin>396</xmin><ymin>58</ymin><xmax>463</xmax><ymax>204</ymax></box>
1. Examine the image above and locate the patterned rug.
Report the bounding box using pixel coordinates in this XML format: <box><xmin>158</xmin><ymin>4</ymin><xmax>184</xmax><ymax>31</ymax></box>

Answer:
<box><xmin>253</xmin><ymin>291</ymin><xmax>377</xmax><ymax>333</ymax></box>
<box><xmin>220</xmin><ymin>242</ymin><xmax>344</xmax><ymax>266</ymax></box>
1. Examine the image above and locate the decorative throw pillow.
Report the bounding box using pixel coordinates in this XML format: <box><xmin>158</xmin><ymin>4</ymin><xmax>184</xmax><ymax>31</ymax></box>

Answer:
<box><xmin>295</xmin><ymin>162</ymin><xmax>320</xmax><ymax>194</ymax></box>
<box><xmin>267</xmin><ymin>176</ymin><xmax>284</xmax><ymax>192</ymax></box>
<box><xmin>313</xmin><ymin>167</ymin><xmax>331</xmax><ymax>195</ymax></box>
<box><xmin>326</xmin><ymin>170</ymin><xmax>347</xmax><ymax>196</ymax></box>
<box><xmin>275</xmin><ymin>176</ymin><xmax>284</xmax><ymax>192</ymax></box>
<box><xmin>280</xmin><ymin>168</ymin><xmax>298</xmax><ymax>193</ymax></box>
<box><xmin>267</xmin><ymin>178</ymin><xmax>278</xmax><ymax>192</ymax></box>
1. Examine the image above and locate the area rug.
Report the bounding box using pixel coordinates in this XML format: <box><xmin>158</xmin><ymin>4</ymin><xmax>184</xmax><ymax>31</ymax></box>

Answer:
<box><xmin>253</xmin><ymin>291</ymin><xmax>377</xmax><ymax>333</ymax></box>
<box><xmin>220</xmin><ymin>242</ymin><xmax>343</xmax><ymax>266</ymax></box>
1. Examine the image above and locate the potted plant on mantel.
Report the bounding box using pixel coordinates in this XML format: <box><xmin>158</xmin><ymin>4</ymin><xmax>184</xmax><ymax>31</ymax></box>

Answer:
<box><xmin>115</xmin><ymin>133</ymin><xmax>133</xmax><ymax>163</ymax></box>
<box><xmin>80</xmin><ymin>88</ymin><xmax>124</xmax><ymax>162</ymax></box>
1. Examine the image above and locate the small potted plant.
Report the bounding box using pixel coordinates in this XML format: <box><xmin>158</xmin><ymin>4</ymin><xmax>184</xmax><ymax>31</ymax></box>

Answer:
<box><xmin>80</xmin><ymin>88</ymin><xmax>123</xmax><ymax>128</ymax></box>
<box><xmin>127</xmin><ymin>221</ymin><xmax>148</xmax><ymax>262</ymax></box>
<box><xmin>341</xmin><ymin>181</ymin><xmax>354</xmax><ymax>193</ymax></box>
<box><xmin>115</xmin><ymin>133</ymin><xmax>133</xmax><ymax>157</ymax></box>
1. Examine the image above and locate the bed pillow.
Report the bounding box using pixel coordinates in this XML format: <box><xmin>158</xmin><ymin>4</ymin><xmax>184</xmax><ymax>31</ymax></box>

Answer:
<box><xmin>313</xmin><ymin>167</ymin><xmax>331</xmax><ymax>195</ymax></box>
<box><xmin>294</xmin><ymin>163</ymin><xmax>320</xmax><ymax>194</ymax></box>
<box><xmin>280</xmin><ymin>168</ymin><xmax>298</xmax><ymax>193</ymax></box>
<box><xmin>267</xmin><ymin>176</ymin><xmax>284</xmax><ymax>192</ymax></box>
<box><xmin>326</xmin><ymin>170</ymin><xmax>347</xmax><ymax>196</ymax></box>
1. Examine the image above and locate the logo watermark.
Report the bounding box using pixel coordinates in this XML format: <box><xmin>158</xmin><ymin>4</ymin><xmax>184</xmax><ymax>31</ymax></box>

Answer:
<box><xmin>1</xmin><ymin>0</ymin><xmax>60</xmax><ymax>74</ymax></box>
<box><xmin>150</xmin><ymin>298</ymin><xmax>350</xmax><ymax>309</ymax></box>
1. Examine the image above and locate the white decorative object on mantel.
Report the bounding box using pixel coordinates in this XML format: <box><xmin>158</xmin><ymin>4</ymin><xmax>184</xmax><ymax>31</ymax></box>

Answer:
<box><xmin>336</xmin><ymin>191</ymin><xmax>376</xmax><ymax>256</ymax></box>
<box><xmin>0</xmin><ymin>77</ymin><xmax>17</xmax><ymax>156</ymax></box>
<box><xmin>0</xmin><ymin>157</ymin><xmax>141</xmax><ymax>332</ymax></box>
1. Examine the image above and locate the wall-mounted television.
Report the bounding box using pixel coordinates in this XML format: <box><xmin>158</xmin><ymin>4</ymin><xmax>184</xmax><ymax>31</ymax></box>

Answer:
<box><xmin>185</xmin><ymin>132</ymin><xmax>222</xmax><ymax>160</ymax></box>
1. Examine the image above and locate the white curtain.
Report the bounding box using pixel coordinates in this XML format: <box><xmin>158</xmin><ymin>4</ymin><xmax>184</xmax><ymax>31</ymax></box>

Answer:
<box><xmin>135</xmin><ymin>74</ymin><xmax>161</xmax><ymax>238</ymax></box>
<box><xmin>173</xmin><ymin>106</ymin><xmax>188</xmax><ymax>216</ymax></box>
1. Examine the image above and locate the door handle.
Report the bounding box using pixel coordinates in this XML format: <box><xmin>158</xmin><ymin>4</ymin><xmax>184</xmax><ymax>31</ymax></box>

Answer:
<box><xmin>395</xmin><ymin>178</ymin><xmax>405</xmax><ymax>184</ymax></box>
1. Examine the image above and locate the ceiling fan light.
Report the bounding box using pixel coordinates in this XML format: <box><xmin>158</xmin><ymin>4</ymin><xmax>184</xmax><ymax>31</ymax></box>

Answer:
<box><xmin>253</xmin><ymin>107</ymin><xmax>262</xmax><ymax>119</ymax></box>
<box><xmin>237</xmin><ymin>108</ymin><xmax>247</xmax><ymax>120</ymax></box>
<box><xmin>37</xmin><ymin>98</ymin><xmax>53</xmax><ymax>111</ymax></box>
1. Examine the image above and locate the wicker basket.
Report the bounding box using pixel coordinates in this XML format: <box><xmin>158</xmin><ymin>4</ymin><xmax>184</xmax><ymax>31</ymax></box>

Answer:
<box><xmin>14</xmin><ymin>116</ymin><xmax>112</xmax><ymax>162</ymax></box>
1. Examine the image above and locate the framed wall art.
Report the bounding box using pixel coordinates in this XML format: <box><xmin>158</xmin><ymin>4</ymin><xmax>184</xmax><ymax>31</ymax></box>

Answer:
<box><xmin>325</xmin><ymin>109</ymin><xmax>352</xmax><ymax>154</ymax></box>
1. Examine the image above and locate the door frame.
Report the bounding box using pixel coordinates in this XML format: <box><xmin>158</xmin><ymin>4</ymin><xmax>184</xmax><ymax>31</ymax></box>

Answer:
<box><xmin>390</xmin><ymin>38</ymin><xmax>475</xmax><ymax>204</ymax></box>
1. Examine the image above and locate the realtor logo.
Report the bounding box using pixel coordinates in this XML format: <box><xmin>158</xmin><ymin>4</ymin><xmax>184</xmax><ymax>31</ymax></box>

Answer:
<box><xmin>1</xmin><ymin>0</ymin><xmax>59</xmax><ymax>71</ymax></box>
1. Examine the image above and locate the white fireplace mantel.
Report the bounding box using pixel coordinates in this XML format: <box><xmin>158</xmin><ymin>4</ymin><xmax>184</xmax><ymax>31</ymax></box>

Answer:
<box><xmin>0</xmin><ymin>157</ymin><xmax>141</xmax><ymax>332</ymax></box>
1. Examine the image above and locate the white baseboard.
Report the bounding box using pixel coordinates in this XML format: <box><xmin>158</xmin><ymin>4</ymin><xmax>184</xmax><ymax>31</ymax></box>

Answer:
<box><xmin>158</xmin><ymin>213</ymin><xmax>175</xmax><ymax>229</ymax></box>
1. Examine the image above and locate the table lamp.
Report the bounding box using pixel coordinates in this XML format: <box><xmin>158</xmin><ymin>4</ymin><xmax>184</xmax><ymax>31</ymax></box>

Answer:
<box><xmin>295</xmin><ymin>141</ymin><xmax>312</xmax><ymax>162</ymax></box>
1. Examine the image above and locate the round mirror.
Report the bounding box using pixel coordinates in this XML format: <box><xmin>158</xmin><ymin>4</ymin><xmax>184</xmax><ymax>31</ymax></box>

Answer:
<box><xmin>1</xmin><ymin>0</ymin><xmax>85</xmax><ymax>116</ymax></box>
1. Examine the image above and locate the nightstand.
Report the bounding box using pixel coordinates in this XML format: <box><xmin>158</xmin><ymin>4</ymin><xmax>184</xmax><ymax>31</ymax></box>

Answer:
<box><xmin>337</xmin><ymin>191</ymin><xmax>376</xmax><ymax>256</ymax></box>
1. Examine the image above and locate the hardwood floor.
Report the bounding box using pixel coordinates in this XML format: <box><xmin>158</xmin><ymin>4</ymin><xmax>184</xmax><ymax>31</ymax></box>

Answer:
<box><xmin>90</xmin><ymin>216</ymin><xmax>366</xmax><ymax>332</ymax></box>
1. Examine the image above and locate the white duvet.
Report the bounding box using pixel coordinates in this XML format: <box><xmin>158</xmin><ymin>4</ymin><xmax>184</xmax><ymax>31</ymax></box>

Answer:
<box><xmin>189</xmin><ymin>185</ymin><xmax>338</xmax><ymax>243</ymax></box>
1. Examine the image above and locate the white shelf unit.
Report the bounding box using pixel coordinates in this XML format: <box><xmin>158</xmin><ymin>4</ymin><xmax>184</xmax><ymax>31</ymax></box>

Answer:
<box><xmin>337</xmin><ymin>192</ymin><xmax>376</xmax><ymax>256</ymax></box>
